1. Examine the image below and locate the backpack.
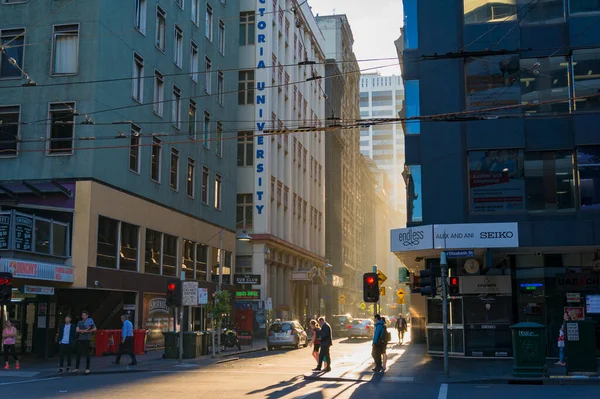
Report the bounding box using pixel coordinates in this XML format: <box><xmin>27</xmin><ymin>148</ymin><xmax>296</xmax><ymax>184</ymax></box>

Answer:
<box><xmin>377</xmin><ymin>325</ymin><xmax>389</xmax><ymax>345</ymax></box>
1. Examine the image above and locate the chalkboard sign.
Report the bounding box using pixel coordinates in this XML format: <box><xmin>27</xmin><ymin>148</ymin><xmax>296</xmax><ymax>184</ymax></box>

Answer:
<box><xmin>0</xmin><ymin>215</ymin><xmax>10</xmax><ymax>250</ymax></box>
<box><xmin>14</xmin><ymin>215</ymin><xmax>33</xmax><ymax>251</ymax></box>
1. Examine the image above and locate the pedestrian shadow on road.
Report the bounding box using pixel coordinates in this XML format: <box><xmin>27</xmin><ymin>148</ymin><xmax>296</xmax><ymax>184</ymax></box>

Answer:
<box><xmin>246</xmin><ymin>374</ymin><xmax>324</xmax><ymax>398</ymax></box>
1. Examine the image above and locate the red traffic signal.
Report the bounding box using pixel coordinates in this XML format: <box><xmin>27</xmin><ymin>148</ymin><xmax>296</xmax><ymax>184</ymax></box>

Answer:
<box><xmin>449</xmin><ymin>277</ymin><xmax>458</xmax><ymax>286</ymax></box>
<box><xmin>448</xmin><ymin>276</ymin><xmax>460</xmax><ymax>295</ymax></box>
<box><xmin>0</xmin><ymin>272</ymin><xmax>13</xmax><ymax>305</ymax></box>
<box><xmin>366</xmin><ymin>276</ymin><xmax>375</xmax><ymax>285</ymax></box>
<box><xmin>363</xmin><ymin>273</ymin><xmax>379</xmax><ymax>303</ymax></box>
<box><xmin>166</xmin><ymin>279</ymin><xmax>182</xmax><ymax>307</ymax></box>
<box><xmin>167</xmin><ymin>283</ymin><xmax>176</xmax><ymax>291</ymax></box>
<box><xmin>0</xmin><ymin>276</ymin><xmax>11</xmax><ymax>285</ymax></box>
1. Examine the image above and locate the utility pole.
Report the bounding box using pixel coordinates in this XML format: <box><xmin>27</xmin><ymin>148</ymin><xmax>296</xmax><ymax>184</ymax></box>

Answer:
<box><xmin>441</xmin><ymin>251</ymin><xmax>449</xmax><ymax>378</ymax></box>
<box><xmin>179</xmin><ymin>271</ymin><xmax>185</xmax><ymax>364</ymax></box>
<box><xmin>217</xmin><ymin>230</ymin><xmax>223</xmax><ymax>354</ymax></box>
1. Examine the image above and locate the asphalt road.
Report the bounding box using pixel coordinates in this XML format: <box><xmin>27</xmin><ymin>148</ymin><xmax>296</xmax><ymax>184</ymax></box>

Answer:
<box><xmin>1</xmin><ymin>338</ymin><xmax>598</xmax><ymax>399</ymax></box>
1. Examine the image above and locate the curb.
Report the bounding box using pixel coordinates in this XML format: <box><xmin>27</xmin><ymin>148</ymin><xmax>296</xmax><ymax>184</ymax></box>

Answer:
<box><xmin>215</xmin><ymin>357</ymin><xmax>240</xmax><ymax>364</ymax></box>
<box><xmin>220</xmin><ymin>347</ymin><xmax>266</xmax><ymax>358</ymax></box>
<box><xmin>445</xmin><ymin>376</ymin><xmax>600</xmax><ymax>386</ymax></box>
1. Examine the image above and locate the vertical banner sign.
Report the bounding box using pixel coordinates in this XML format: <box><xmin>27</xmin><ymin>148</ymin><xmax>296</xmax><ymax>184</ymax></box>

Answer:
<box><xmin>0</xmin><ymin>214</ymin><xmax>10</xmax><ymax>250</ymax></box>
<box><xmin>254</xmin><ymin>0</ymin><xmax>270</xmax><ymax>234</ymax></box>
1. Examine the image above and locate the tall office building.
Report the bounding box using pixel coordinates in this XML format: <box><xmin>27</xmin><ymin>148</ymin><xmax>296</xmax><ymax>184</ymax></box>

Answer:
<box><xmin>0</xmin><ymin>0</ymin><xmax>239</xmax><ymax>354</ymax></box>
<box><xmin>359</xmin><ymin>73</ymin><xmax>406</xmax><ymax>220</ymax></box>
<box><xmin>235</xmin><ymin>0</ymin><xmax>327</xmax><ymax>323</ymax></box>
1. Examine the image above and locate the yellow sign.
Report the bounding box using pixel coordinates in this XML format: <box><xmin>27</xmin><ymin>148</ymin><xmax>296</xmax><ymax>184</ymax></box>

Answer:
<box><xmin>360</xmin><ymin>302</ymin><xmax>366</xmax><ymax>310</ymax></box>
<box><xmin>397</xmin><ymin>297</ymin><xmax>405</xmax><ymax>305</ymax></box>
<box><xmin>396</xmin><ymin>289</ymin><xmax>405</xmax><ymax>300</ymax></box>
<box><xmin>339</xmin><ymin>294</ymin><xmax>346</xmax><ymax>304</ymax></box>
<box><xmin>379</xmin><ymin>287</ymin><xmax>386</xmax><ymax>296</ymax></box>
<box><xmin>377</xmin><ymin>270</ymin><xmax>387</xmax><ymax>286</ymax></box>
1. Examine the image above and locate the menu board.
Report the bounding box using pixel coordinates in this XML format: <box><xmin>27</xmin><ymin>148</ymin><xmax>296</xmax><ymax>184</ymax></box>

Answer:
<box><xmin>14</xmin><ymin>215</ymin><xmax>33</xmax><ymax>251</ymax></box>
<box><xmin>0</xmin><ymin>215</ymin><xmax>10</xmax><ymax>250</ymax></box>
<box><xmin>586</xmin><ymin>295</ymin><xmax>600</xmax><ymax>314</ymax></box>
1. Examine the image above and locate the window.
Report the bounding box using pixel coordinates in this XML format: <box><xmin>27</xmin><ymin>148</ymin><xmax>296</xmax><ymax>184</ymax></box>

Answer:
<box><xmin>174</xmin><ymin>25</ymin><xmax>183</xmax><ymax>67</ymax></box>
<box><xmin>129</xmin><ymin>124</ymin><xmax>141</xmax><ymax>173</ymax></box>
<box><xmin>156</xmin><ymin>6</ymin><xmax>166</xmax><ymax>51</ymax></box>
<box><xmin>48</xmin><ymin>103</ymin><xmax>75</xmax><ymax>154</ymax></box>
<box><xmin>578</xmin><ymin>146</ymin><xmax>600</xmax><ymax>210</ymax></box>
<box><xmin>132</xmin><ymin>52</ymin><xmax>144</xmax><ymax>102</ymax></box>
<box><xmin>468</xmin><ymin>149</ymin><xmax>525</xmax><ymax>214</ymax></box>
<box><xmin>217</xmin><ymin>70</ymin><xmax>224</xmax><ymax>105</ymax></box>
<box><xmin>52</xmin><ymin>24</ymin><xmax>79</xmax><ymax>75</ymax></box>
<box><xmin>188</xmin><ymin>100</ymin><xmax>196</xmax><ymax>138</ymax></box>
<box><xmin>236</xmin><ymin>194</ymin><xmax>253</xmax><ymax>229</ymax></box>
<box><xmin>218</xmin><ymin>19</ymin><xmax>225</xmax><ymax>55</ymax></box>
<box><xmin>520</xmin><ymin>56</ymin><xmax>570</xmax><ymax>113</ymax></box>
<box><xmin>190</xmin><ymin>42</ymin><xmax>199</xmax><ymax>81</ymax></box>
<box><xmin>570</xmin><ymin>0</ymin><xmax>600</xmax><ymax>15</ymax></box>
<box><xmin>191</xmin><ymin>0</ymin><xmax>200</xmax><ymax>25</ymax></box>
<box><xmin>201</xmin><ymin>166</ymin><xmax>209</xmax><ymax>204</ymax></box>
<box><xmin>175</xmin><ymin>0</ymin><xmax>183</xmax><ymax>8</ymax></box>
<box><xmin>204</xmin><ymin>56</ymin><xmax>212</xmax><ymax>93</ymax></box>
<box><xmin>239</xmin><ymin>11</ymin><xmax>255</xmax><ymax>45</ymax></box>
<box><xmin>524</xmin><ymin>151</ymin><xmax>575</xmax><ymax>212</ymax></box>
<box><xmin>120</xmin><ymin>222</ymin><xmax>139</xmax><ymax>271</ymax></box>
<box><xmin>464</xmin><ymin>0</ymin><xmax>517</xmax><ymax>24</ymax></box>
<box><xmin>97</xmin><ymin>216</ymin><xmax>119</xmax><ymax>269</ymax></box>
<box><xmin>203</xmin><ymin>111</ymin><xmax>210</xmax><ymax>148</ymax></box>
<box><xmin>144</xmin><ymin>229</ymin><xmax>161</xmax><ymax>275</ymax></box>
<box><xmin>216</xmin><ymin>122</ymin><xmax>223</xmax><ymax>157</ymax></box>
<box><xmin>0</xmin><ymin>29</ymin><xmax>24</xmax><ymax>78</ymax></box>
<box><xmin>187</xmin><ymin>157</ymin><xmax>195</xmax><ymax>197</ymax></box>
<box><xmin>406</xmin><ymin>165</ymin><xmax>423</xmax><ymax>222</ymax></box>
<box><xmin>162</xmin><ymin>234</ymin><xmax>177</xmax><ymax>277</ymax></box>
<box><xmin>465</xmin><ymin>56</ymin><xmax>520</xmax><ymax>114</ymax></box>
<box><xmin>238</xmin><ymin>70</ymin><xmax>254</xmax><ymax>105</ymax></box>
<box><xmin>170</xmin><ymin>148</ymin><xmax>179</xmax><ymax>190</ymax></box>
<box><xmin>573</xmin><ymin>49</ymin><xmax>600</xmax><ymax>112</ymax></box>
<box><xmin>205</xmin><ymin>4</ymin><xmax>213</xmax><ymax>40</ymax></box>
<box><xmin>183</xmin><ymin>240</ymin><xmax>195</xmax><ymax>281</ymax></box>
<box><xmin>135</xmin><ymin>0</ymin><xmax>147</xmax><ymax>34</ymax></box>
<box><xmin>196</xmin><ymin>244</ymin><xmax>208</xmax><ymax>280</ymax></box>
<box><xmin>151</xmin><ymin>137</ymin><xmax>162</xmax><ymax>182</ymax></box>
<box><xmin>0</xmin><ymin>105</ymin><xmax>19</xmax><ymax>156</ymax></box>
<box><xmin>214</xmin><ymin>174</ymin><xmax>222</xmax><ymax>210</ymax></box>
<box><xmin>153</xmin><ymin>70</ymin><xmax>164</xmax><ymax>116</ymax></box>
<box><xmin>172</xmin><ymin>85</ymin><xmax>181</xmax><ymax>129</ymax></box>
<box><xmin>237</xmin><ymin>131</ymin><xmax>253</xmax><ymax>166</ymax></box>
<box><xmin>517</xmin><ymin>0</ymin><xmax>564</xmax><ymax>25</ymax></box>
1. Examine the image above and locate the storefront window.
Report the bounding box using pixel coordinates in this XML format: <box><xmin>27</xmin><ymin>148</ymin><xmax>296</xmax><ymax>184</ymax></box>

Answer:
<box><xmin>518</xmin><ymin>0</ymin><xmax>565</xmax><ymax>25</ymax></box>
<box><xmin>468</xmin><ymin>149</ymin><xmax>525</xmax><ymax>213</ymax></box>
<box><xmin>97</xmin><ymin>216</ymin><xmax>118</xmax><ymax>268</ymax></box>
<box><xmin>573</xmin><ymin>49</ymin><xmax>600</xmax><ymax>111</ymax></box>
<box><xmin>183</xmin><ymin>240</ymin><xmax>195</xmax><ymax>281</ymax></box>
<box><xmin>569</xmin><ymin>0</ymin><xmax>600</xmax><ymax>15</ymax></box>
<box><xmin>145</xmin><ymin>229</ymin><xmax>161</xmax><ymax>275</ymax></box>
<box><xmin>577</xmin><ymin>146</ymin><xmax>600</xmax><ymax>210</ymax></box>
<box><xmin>524</xmin><ymin>150</ymin><xmax>575</xmax><ymax>212</ymax></box>
<box><xmin>464</xmin><ymin>0</ymin><xmax>517</xmax><ymax>24</ymax></box>
<box><xmin>196</xmin><ymin>244</ymin><xmax>208</xmax><ymax>281</ymax></box>
<box><xmin>520</xmin><ymin>56</ymin><xmax>570</xmax><ymax>114</ymax></box>
<box><xmin>162</xmin><ymin>234</ymin><xmax>177</xmax><ymax>277</ymax></box>
<box><xmin>119</xmin><ymin>222</ymin><xmax>138</xmax><ymax>271</ymax></box>
<box><xmin>465</xmin><ymin>55</ymin><xmax>521</xmax><ymax>113</ymax></box>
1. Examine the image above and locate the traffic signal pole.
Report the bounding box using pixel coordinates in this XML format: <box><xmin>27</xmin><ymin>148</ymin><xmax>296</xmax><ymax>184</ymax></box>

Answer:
<box><xmin>441</xmin><ymin>251</ymin><xmax>449</xmax><ymax>378</ymax></box>
<box><xmin>372</xmin><ymin>265</ymin><xmax>377</xmax><ymax>320</ymax></box>
<box><xmin>179</xmin><ymin>272</ymin><xmax>185</xmax><ymax>365</ymax></box>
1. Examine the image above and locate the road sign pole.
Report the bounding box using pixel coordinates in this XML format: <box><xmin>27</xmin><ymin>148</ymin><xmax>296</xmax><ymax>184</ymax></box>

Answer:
<box><xmin>441</xmin><ymin>251</ymin><xmax>449</xmax><ymax>378</ymax></box>
<box><xmin>179</xmin><ymin>272</ymin><xmax>185</xmax><ymax>364</ymax></box>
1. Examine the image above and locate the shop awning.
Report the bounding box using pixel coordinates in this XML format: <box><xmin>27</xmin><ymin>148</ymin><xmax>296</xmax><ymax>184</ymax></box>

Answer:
<box><xmin>0</xmin><ymin>180</ymin><xmax>73</xmax><ymax>201</ymax></box>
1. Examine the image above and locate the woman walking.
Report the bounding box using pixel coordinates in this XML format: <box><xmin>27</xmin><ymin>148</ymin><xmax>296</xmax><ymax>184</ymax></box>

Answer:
<box><xmin>2</xmin><ymin>320</ymin><xmax>19</xmax><ymax>370</ymax></box>
<box><xmin>309</xmin><ymin>320</ymin><xmax>321</xmax><ymax>364</ymax></box>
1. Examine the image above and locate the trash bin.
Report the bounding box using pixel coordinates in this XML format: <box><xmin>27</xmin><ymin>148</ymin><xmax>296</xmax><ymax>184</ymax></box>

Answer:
<box><xmin>183</xmin><ymin>332</ymin><xmax>203</xmax><ymax>359</ymax></box>
<box><xmin>510</xmin><ymin>322</ymin><xmax>547</xmax><ymax>378</ymax></box>
<box><xmin>200</xmin><ymin>331</ymin><xmax>210</xmax><ymax>356</ymax></box>
<box><xmin>95</xmin><ymin>330</ymin><xmax>111</xmax><ymax>357</ymax></box>
<box><xmin>163</xmin><ymin>332</ymin><xmax>179</xmax><ymax>359</ymax></box>
<box><xmin>133</xmin><ymin>329</ymin><xmax>147</xmax><ymax>355</ymax></box>
<box><xmin>565</xmin><ymin>320</ymin><xmax>597</xmax><ymax>375</ymax></box>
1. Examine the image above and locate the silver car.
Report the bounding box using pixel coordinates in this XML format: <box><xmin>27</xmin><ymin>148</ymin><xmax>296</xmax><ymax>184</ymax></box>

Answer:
<box><xmin>267</xmin><ymin>321</ymin><xmax>308</xmax><ymax>350</ymax></box>
<box><xmin>347</xmin><ymin>319</ymin><xmax>374</xmax><ymax>340</ymax></box>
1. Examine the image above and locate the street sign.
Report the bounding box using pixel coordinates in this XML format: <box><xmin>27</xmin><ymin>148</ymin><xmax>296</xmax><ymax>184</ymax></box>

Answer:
<box><xmin>377</xmin><ymin>270</ymin><xmax>387</xmax><ymax>286</ymax></box>
<box><xmin>265</xmin><ymin>297</ymin><xmax>273</xmax><ymax>310</ymax></box>
<box><xmin>397</xmin><ymin>297</ymin><xmax>405</xmax><ymax>304</ymax></box>
<box><xmin>446</xmin><ymin>250</ymin><xmax>475</xmax><ymax>258</ymax></box>
<box><xmin>396</xmin><ymin>288</ymin><xmax>405</xmax><ymax>300</ymax></box>
<box><xmin>182</xmin><ymin>281</ymin><xmax>198</xmax><ymax>306</ymax></box>
<box><xmin>379</xmin><ymin>287</ymin><xmax>386</xmax><ymax>296</ymax></box>
<box><xmin>197</xmin><ymin>288</ymin><xmax>208</xmax><ymax>305</ymax></box>
<box><xmin>339</xmin><ymin>294</ymin><xmax>346</xmax><ymax>304</ymax></box>
<box><xmin>359</xmin><ymin>302</ymin><xmax>366</xmax><ymax>310</ymax></box>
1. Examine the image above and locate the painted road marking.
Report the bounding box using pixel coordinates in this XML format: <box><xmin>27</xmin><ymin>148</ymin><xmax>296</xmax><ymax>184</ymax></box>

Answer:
<box><xmin>0</xmin><ymin>371</ymin><xmax>40</xmax><ymax>378</ymax></box>
<box><xmin>438</xmin><ymin>383</ymin><xmax>448</xmax><ymax>399</ymax></box>
<box><xmin>0</xmin><ymin>377</ymin><xmax>60</xmax><ymax>386</ymax></box>
<box><xmin>382</xmin><ymin>376</ymin><xmax>415</xmax><ymax>382</ymax></box>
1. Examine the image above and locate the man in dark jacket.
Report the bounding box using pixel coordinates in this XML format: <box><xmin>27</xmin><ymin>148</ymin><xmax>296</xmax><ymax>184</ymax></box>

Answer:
<box><xmin>57</xmin><ymin>314</ymin><xmax>77</xmax><ymax>373</ymax></box>
<box><xmin>313</xmin><ymin>317</ymin><xmax>332</xmax><ymax>372</ymax></box>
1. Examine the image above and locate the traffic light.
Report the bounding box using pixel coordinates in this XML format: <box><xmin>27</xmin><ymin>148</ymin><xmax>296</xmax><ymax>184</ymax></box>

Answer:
<box><xmin>0</xmin><ymin>272</ymin><xmax>13</xmax><ymax>305</ymax></box>
<box><xmin>398</xmin><ymin>267</ymin><xmax>409</xmax><ymax>283</ymax></box>
<box><xmin>448</xmin><ymin>276</ymin><xmax>460</xmax><ymax>295</ymax></box>
<box><xmin>418</xmin><ymin>269</ymin><xmax>436</xmax><ymax>297</ymax></box>
<box><xmin>166</xmin><ymin>279</ymin><xmax>182</xmax><ymax>307</ymax></box>
<box><xmin>363</xmin><ymin>273</ymin><xmax>379</xmax><ymax>303</ymax></box>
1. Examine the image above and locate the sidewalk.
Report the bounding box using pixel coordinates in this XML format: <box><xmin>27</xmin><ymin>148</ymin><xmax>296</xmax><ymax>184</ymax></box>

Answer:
<box><xmin>0</xmin><ymin>339</ymin><xmax>266</xmax><ymax>380</ymax></box>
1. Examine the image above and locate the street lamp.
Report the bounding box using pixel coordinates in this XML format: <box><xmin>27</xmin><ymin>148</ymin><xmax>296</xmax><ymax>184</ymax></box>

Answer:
<box><xmin>236</xmin><ymin>231</ymin><xmax>252</xmax><ymax>242</ymax></box>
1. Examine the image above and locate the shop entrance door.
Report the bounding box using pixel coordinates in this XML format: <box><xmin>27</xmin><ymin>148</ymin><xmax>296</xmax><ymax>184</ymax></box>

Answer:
<box><xmin>1</xmin><ymin>299</ymin><xmax>36</xmax><ymax>355</ymax></box>
<box><xmin>426</xmin><ymin>297</ymin><xmax>465</xmax><ymax>356</ymax></box>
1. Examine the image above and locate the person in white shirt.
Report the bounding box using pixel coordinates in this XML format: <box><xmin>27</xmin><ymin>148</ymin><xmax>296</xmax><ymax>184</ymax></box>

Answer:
<box><xmin>57</xmin><ymin>315</ymin><xmax>76</xmax><ymax>373</ymax></box>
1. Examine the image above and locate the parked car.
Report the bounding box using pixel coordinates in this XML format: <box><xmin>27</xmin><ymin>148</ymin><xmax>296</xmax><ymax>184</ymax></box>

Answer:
<box><xmin>347</xmin><ymin>319</ymin><xmax>374</xmax><ymax>340</ymax></box>
<box><xmin>267</xmin><ymin>321</ymin><xmax>308</xmax><ymax>350</ymax></box>
<box><xmin>331</xmin><ymin>314</ymin><xmax>353</xmax><ymax>338</ymax></box>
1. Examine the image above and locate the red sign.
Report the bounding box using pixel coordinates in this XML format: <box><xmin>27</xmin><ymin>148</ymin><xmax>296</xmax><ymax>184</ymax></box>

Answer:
<box><xmin>8</xmin><ymin>261</ymin><xmax>38</xmax><ymax>277</ymax></box>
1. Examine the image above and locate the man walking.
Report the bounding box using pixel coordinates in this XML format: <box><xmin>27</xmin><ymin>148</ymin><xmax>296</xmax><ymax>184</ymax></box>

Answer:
<box><xmin>372</xmin><ymin>314</ymin><xmax>385</xmax><ymax>372</ymax></box>
<box><xmin>113</xmin><ymin>314</ymin><xmax>137</xmax><ymax>366</ymax></box>
<box><xmin>57</xmin><ymin>314</ymin><xmax>76</xmax><ymax>373</ymax></box>
<box><xmin>74</xmin><ymin>311</ymin><xmax>96</xmax><ymax>374</ymax></box>
<box><xmin>395</xmin><ymin>313</ymin><xmax>407</xmax><ymax>343</ymax></box>
<box><xmin>313</xmin><ymin>317</ymin><xmax>332</xmax><ymax>372</ymax></box>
